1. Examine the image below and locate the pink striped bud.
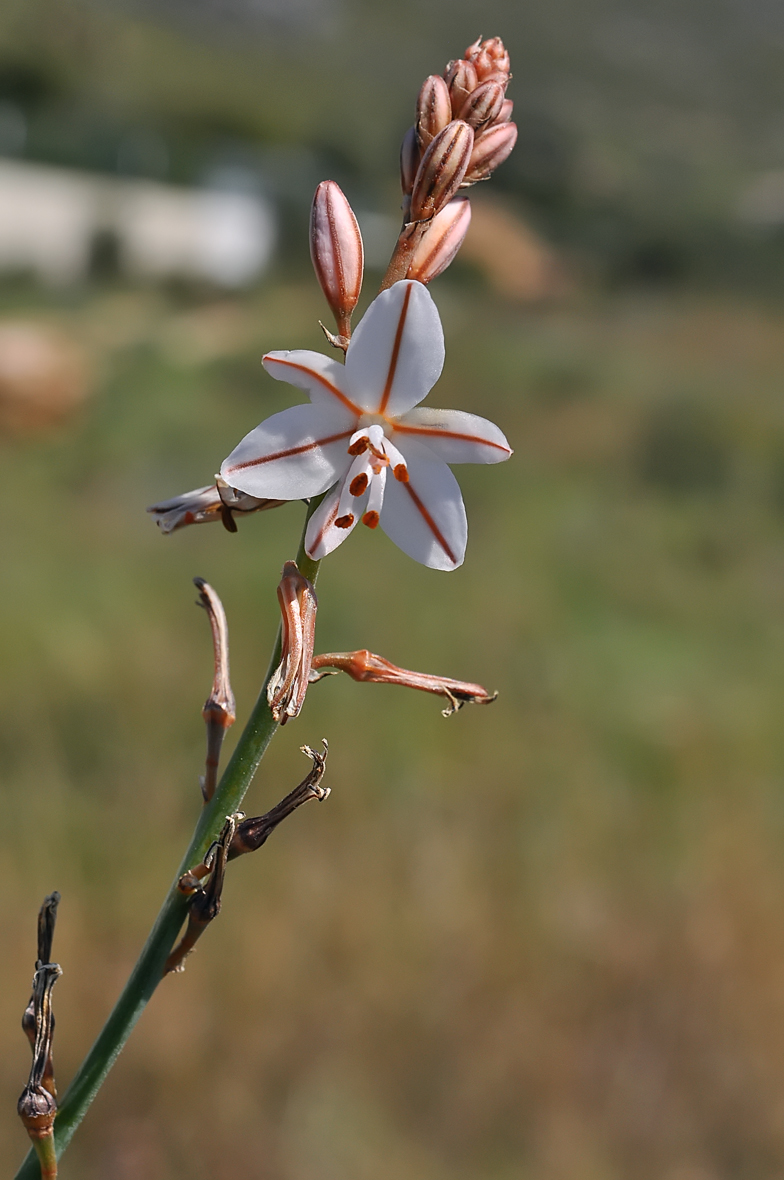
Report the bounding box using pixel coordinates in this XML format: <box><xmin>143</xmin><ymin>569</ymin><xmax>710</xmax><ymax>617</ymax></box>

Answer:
<box><xmin>464</xmin><ymin>37</ymin><xmax>510</xmax><ymax>84</ymax></box>
<box><xmin>459</xmin><ymin>80</ymin><xmax>505</xmax><ymax>131</ymax></box>
<box><xmin>406</xmin><ymin>197</ymin><xmax>472</xmax><ymax>284</ymax></box>
<box><xmin>410</xmin><ymin>120</ymin><xmax>474</xmax><ymax>223</ymax></box>
<box><xmin>416</xmin><ymin>74</ymin><xmax>452</xmax><ymax>151</ymax></box>
<box><xmin>463</xmin><ymin>121</ymin><xmax>517</xmax><ymax>184</ymax></box>
<box><xmin>496</xmin><ymin>98</ymin><xmax>514</xmax><ymax>125</ymax></box>
<box><xmin>400</xmin><ymin>124</ymin><xmax>421</xmax><ymax>196</ymax></box>
<box><xmin>444</xmin><ymin>59</ymin><xmax>478</xmax><ymax>118</ymax></box>
<box><xmin>310</xmin><ymin>180</ymin><xmax>364</xmax><ymax>339</ymax></box>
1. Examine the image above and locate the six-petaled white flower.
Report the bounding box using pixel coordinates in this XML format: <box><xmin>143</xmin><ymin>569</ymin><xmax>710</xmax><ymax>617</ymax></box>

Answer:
<box><xmin>220</xmin><ymin>279</ymin><xmax>511</xmax><ymax>570</ymax></box>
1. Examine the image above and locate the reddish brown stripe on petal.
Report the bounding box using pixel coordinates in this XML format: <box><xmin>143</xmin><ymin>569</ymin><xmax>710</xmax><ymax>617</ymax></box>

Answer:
<box><xmin>225</xmin><ymin>430</ymin><xmax>354</xmax><ymax>473</ymax></box>
<box><xmin>309</xmin><ymin>499</ymin><xmax>340</xmax><ymax>553</ymax></box>
<box><xmin>404</xmin><ymin>481</ymin><xmax>457</xmax><ymax>564</ymax></box>
<box><xmin>265</xmin><ymin>357</ymin><xmax>362</xmax><ymax>416</ymax></box>
<box><xmin>378</xmin><ymin>284</ymin><xmax>413</xmax><ymax>415</ymax></box>
<box><xmin>393</xmin><ymin>424</ymin><xmax>510</xmax><ymax>452</ymax></box>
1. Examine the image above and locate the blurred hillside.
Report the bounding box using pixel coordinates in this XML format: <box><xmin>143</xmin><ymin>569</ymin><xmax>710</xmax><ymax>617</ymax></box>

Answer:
<box><xmin>0</xmin><ymin>0</ymin><xmax>782</xmax><ymax>284</ymax></box>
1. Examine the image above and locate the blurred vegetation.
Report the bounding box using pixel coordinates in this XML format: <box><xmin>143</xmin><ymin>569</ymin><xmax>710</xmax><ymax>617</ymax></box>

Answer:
<box><xmin>3</xmin><ymin>275</ymin><xmax>784</xmax><ymax>1177</ymax></box>
<box><xmin>2</xmin><ymin>1</ymin><xmax>784</xmax><ymax>1177</ymax></box>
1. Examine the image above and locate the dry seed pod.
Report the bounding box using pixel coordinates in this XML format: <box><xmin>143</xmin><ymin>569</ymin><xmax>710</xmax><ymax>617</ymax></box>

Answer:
<box><xmin>407</xmin><ymin>197</ymin><xmax>472</xmax><ymax>284</ymax></box>
<box><xmin>310</xmin><ymin>181</ymin><xmax>364</xmax><ymax>339</ymax></box>
<box><xmin>416</xmin><ymin>75</ymin><xmax>452</xmax><ymax>151</ymax></box>
<box><xmin>410</xmin><ymin>120</ymin><xmax>474</xmax><ymax>222</ymax></box>
<box><xmin>464</xmin><ymin>121</ymin><xmax>518</xmax><ymax>184</ymax></box>
<box><xmin>459</xmin><ymin>81</ymin><xmax>505</xmax><ymax>131</ymax></box>
<box><xmin>444</xmin><ymin>59</ymin><xmax>478</xmax><ymax>118</ymax></box>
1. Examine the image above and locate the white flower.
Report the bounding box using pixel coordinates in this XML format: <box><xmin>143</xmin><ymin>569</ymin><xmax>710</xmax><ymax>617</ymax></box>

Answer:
<box><xmin>220</xmin><ymin>280</ymin><xmax>511</xmax><ymax>570</ymax></box>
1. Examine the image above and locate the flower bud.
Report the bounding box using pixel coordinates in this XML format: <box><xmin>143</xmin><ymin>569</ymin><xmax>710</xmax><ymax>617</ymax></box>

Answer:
<box><xmin>459</xmin><ymin>81</ymin><xmax>505</xmax><ymax>131</ymax></box>
<box><xmin>400</xmin><ymin>124</ymin><xmax>420</xmax><ymax>198</ymax></box>
<box><xmin>463</xmin><ymin>121</ymin><xmax>518</xmax><ymax>184</ymax></box>
<box><xmin>310</xmin><ymin>180</ymin><xmax>364</xmax><ymax>338</ymax></box>
<box><xmin>407</xmin><ymin>197</ymin><xmax>472</xmax><ymax>284</ymax></box>
<box><xmin>444</xmin><ymin>59</ymin><xmax>478</xmax><ymax>118</ymax></box>
<box><xmin>409</xmin><ymin>120</ymin><xmax>474</xmax><ymax>223</ymax></box>
<box><xmin>416</xmin><ymin>74</ymin><xmax>452</xmax><ymax>151</ymax></box>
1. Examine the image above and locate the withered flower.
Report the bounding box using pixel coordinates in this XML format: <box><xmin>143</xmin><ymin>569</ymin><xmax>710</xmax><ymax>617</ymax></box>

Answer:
<box><xmin>166</xmin><ymin>814</ymin><xmax>239</xmax><ymax>974</ymax></box>
<box><xmin>310</xmin><ymin>649</ymin><xmax>497</xmax><ymax>716</ymax></box>
<box><xmin>194</xmin><ymin>579</ymin><xmax>236</xmax><ymax>802</ymax></box>
<box><xmin>148</xmin><ymin>479</ymin><xmax>285</xmax><ymax>535</ymax></box>
<box><xmin>230</xmin><ymin>741</ymin><xmax>329</xmax><ymax>858</ymax></box>
<box><xmin>267</xmin><ymin>561</ymin><xmax>318</xmax><ymax>724</ymax></box>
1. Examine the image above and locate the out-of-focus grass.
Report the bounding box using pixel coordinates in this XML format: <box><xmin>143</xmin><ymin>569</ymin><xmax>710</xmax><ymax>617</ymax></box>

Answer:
<box><xmin>4</xmin><ymin>280</ymin><xmax>784</xmax><ymax>1179</ymax></box>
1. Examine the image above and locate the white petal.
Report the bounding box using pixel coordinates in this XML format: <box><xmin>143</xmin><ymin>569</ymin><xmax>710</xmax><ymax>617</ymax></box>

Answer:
<box><xmin>344</xmin><ymin>280</ymin><xmax>445</xmax><ymax>417</ymax></box>
<box><xmin>262</xmin><ymin>350</ymin><xmax>362</xmax><ymax>417</ymax></box>
<box><xmin>305</xmin><ymin>480</ymin><xmax>366</xmax><ymax>560</ymax></box>
<box><xmin>221</xmin><ymin>404</ymin><xmax>354</xmax><ymax>499</ymax></box>
<box><xmin>380</xmin><ymin>437</ymin><xmax>467</xmax><ymax>571</ymax></box>
<box><xmin>392</xmin><ymin>407</ymin><xmax>512</xmax><ymax>464</ymax></box>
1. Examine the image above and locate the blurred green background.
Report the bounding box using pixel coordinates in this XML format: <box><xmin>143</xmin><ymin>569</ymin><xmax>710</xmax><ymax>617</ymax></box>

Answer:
<box><xmin>3</xmin><ymin>1</ymin><xmax>784</xmax><ymax>1177</ymax></box>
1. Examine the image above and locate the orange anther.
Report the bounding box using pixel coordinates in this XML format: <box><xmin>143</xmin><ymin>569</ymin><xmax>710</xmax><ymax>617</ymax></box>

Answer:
<box><xmin>335</xmin><ymin>513</ymin><xmax>355</xmax><ymax>529</ymax></box>
<box><xmin>347</xmin><ymin>437</ymin><xmax>368</xmax><ymax>455</ymax></box>
<box><xmin>362</xmin><ymin>510</ymin><xmax>380</xmax><ymax>529</ymax></box>
<box><xmin>350</xmin><ymin>472</ymin><xmax>369</xmax><ymax>496</ymax></box>
<box><xmin>393</xmin><ymin>464</ymin><xmax>409</xmax><ymax>482</ymax></box>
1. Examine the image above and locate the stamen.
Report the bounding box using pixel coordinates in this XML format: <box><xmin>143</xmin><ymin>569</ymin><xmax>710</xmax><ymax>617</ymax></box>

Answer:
<box><xmin>365</xmin><ymin>463</ymin><xmax>387</xmax><ymax>523</ymax></box>
<box><xmin>393</xmin><ymin>463</ymin><xmax>409</xmax><ymax>482</ymax></box>
<box><xmin>347</xmin><ymin>437</ymin><xmax>368</xmax><ymax>455</ymax></box>
<box><xmin>335</xmin><ymin>513</ymin><xmax>355</xmax><ymax>529</ymax></box>
<box><xmin>362</xmin><ymin>510</ymin><xmax>380</xmax><ymax>529</ymax></box>
<box><xmin>350</xmin><ymin>472</ymin><xmax>369</xmax><ymax>496</ymax></box>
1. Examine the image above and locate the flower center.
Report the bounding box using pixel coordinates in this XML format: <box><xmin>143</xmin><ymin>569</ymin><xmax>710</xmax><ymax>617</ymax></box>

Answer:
<box><xmin>335</xmin><ymin>424</ymin><xmax>409</xmax><ymax>530</ymax></box>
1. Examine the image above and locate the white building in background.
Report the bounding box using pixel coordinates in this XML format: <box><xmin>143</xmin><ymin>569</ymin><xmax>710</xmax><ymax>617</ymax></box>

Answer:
<box><xmin>0</xmin><ymin>158</ymin><xmax>276</xmax><ymax>286</ymax></box>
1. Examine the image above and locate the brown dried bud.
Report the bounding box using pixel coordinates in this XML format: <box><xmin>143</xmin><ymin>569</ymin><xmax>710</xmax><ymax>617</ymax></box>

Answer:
<box><xmin>407</xmin><ymin>197</ymin><xmax>472</xmax><ymax>284</ymax></box>
<box><xmin>409</xmin><ymin>120</ymin><xmax>474</xmax><ymax>223</ymax></box>
<box><xmin>310</xmin><ymin>181</ymin><xmax>364</xmax><ymax>340</ymax></box>
<box><xmin>463</xmin><ymin>121</ymin><xmax>518</xmax><ymax>184</ymax></box>
<box><xmin>18</xmin><ymin>1084</ymin><xmax>57</xmax><ymax>1135</ymax></box>
<box><xmin>416</xmin><ymin>74</ymin><xmax>452</xmax><ymax>151</ymax></box>
<box><xmin>400</xmin><ymin>124</ymin><xmax>421</xmax><ymax>198</ymax></box>
<box><xmin>459</xmin><ymin>80</ymin><xmax>505</xmax><ymax>131</ymax></box>
<box><xmin>444</xmin><ymin>59</ymin><xmax>478</xmax><ymax>118</ymax></box>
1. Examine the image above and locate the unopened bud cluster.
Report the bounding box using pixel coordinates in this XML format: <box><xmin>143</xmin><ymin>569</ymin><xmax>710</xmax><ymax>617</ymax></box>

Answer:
<box><xmin>403</xmin><ymin>36</ymin><xmax>516</xmax><ymax>218</ymax></box>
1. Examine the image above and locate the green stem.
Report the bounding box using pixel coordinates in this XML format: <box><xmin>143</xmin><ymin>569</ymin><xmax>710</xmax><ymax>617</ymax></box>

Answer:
<box><xmin>14</xmin><ymin>503</ymin><xmax>323</xmax><ymax>1179</ymax></box>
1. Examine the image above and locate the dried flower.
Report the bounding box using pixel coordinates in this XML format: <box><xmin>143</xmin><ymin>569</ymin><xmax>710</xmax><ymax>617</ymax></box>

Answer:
<box><xmin>410</xmin><ymin>120</ymin><xmax>474</xmax><ymax>223</ymax></box>
<box><xmin>310</xmin><ymin>180</ymin><xmax>364</xmax><ymax>343</ymax></box>
<box><xmin>220</xmin><ymin>280</ymin><xmax>511</xmax><ymax>570</ymax></box>
<box><xmin>166</xmin><ymin>814</ymin><xmax>239</xmax><ymax>974</ymax></box>
<box><xmin>229</xmin><ymin>741</ymin><xmax>329</xmax><ymax>858</ymax></box>
<box><xmin>194</xmin><ymin>579</ymin><xmax>236</xmax><ymax>802</ymax></box>
<box><xmin>310</xmin><ymin>650</ymin><xmax>497</xmax><ymax>716</ymax></box>
<box><xmin>406</xmin><ymin>197</ymin><xmax>472</xmax><ymax>284</ymax></box>
<box><xmin>267</xmin><ymin>561</ymin><xmax>318</xmax><ymax>724</ymax></box>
